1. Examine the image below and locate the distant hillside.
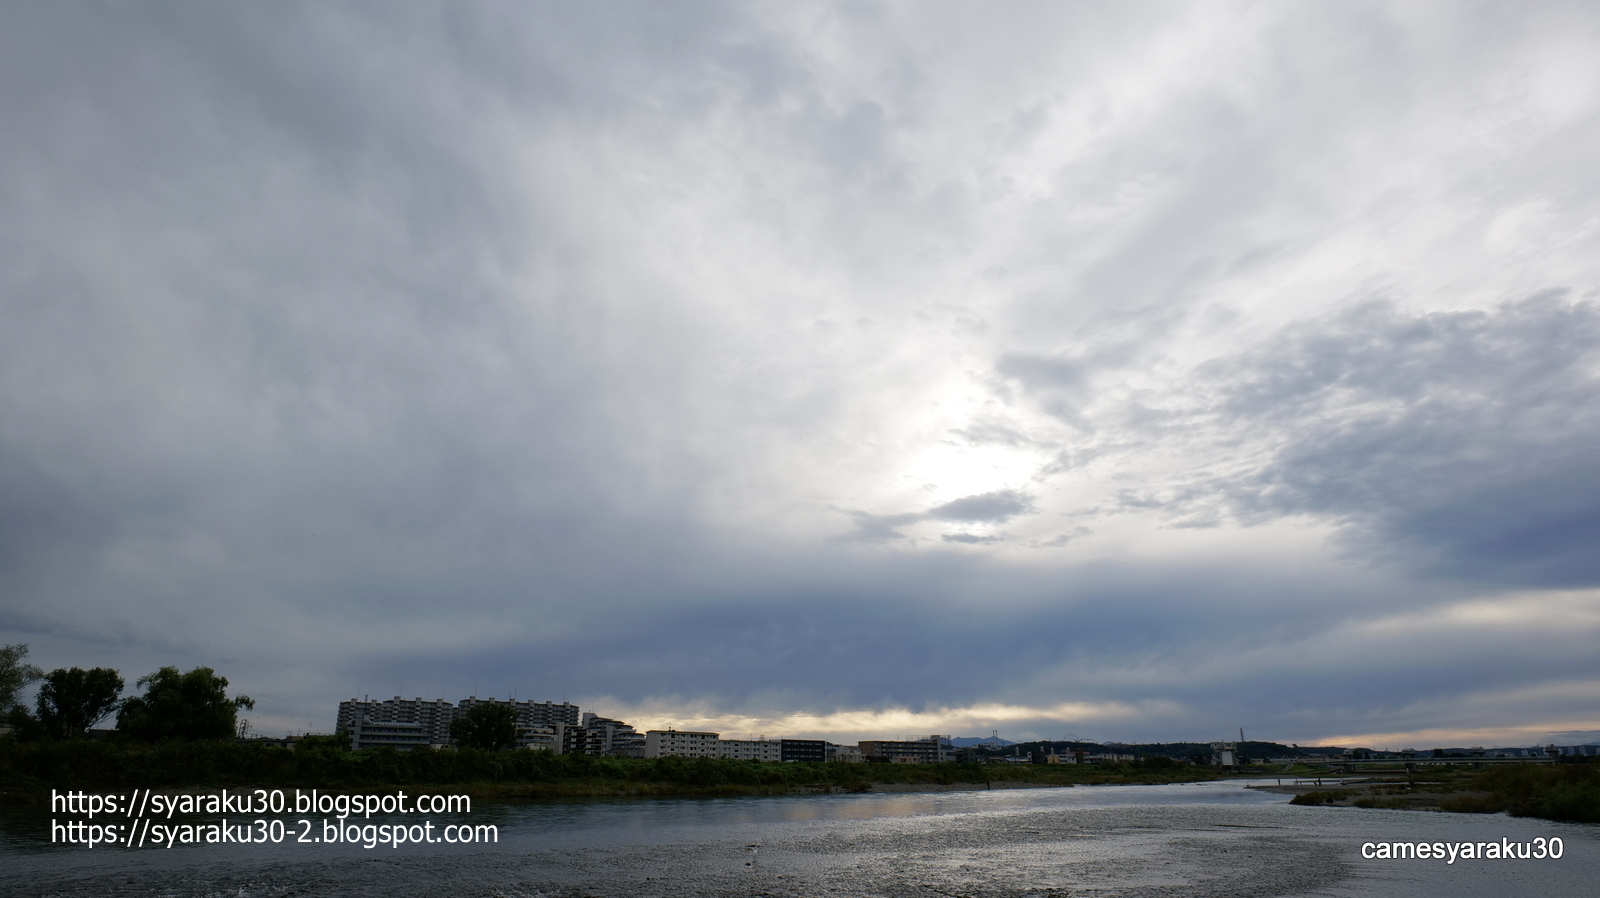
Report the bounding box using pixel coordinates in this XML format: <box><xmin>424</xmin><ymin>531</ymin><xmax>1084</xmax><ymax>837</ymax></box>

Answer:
<box><xmin>950</xmin><ymin>736</ymin><xmax>1015</xmax><ymax>747</ymax></box>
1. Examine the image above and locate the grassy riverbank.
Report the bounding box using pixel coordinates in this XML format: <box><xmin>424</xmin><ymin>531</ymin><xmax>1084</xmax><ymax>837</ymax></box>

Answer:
<box><xmin>1286</xmin><ymin>761</ymin><xmax>1600</xmax><ymax>823</ymax></box>
<box><xmin>0</xmin><ymin>739</ymin><xmax>1222</xmax><ymax>801</ymax></box>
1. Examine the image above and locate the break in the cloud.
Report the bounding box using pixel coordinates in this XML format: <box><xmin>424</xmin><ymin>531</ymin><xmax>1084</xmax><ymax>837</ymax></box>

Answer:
<box><xmin>2</xmin><ymin>1</ymin><xmax>1598</xmax><ymax>747</ymax></box>
<box><xmin>843</xmin><ymin>488</ymin><xmax>1037</xmax><ymax>542</ymax></box>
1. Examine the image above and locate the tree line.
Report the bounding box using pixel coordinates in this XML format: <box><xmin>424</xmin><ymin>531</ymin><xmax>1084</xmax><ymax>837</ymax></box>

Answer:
<box><xmin>0</xmin><ymin>643</ymin><xmax>253</xmax><ymax>742</ymax></box>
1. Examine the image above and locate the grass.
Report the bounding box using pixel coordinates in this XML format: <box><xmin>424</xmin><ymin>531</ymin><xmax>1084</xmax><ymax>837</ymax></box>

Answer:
<box><xmin>1285</xmin><ymin>760</ymin><xmax>1600</xmax><ymax>823</ymax></box>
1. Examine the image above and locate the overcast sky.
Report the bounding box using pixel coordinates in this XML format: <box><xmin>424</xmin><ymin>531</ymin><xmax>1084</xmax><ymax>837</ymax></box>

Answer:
<box><xmin>3</xmin><ymin>1</ymin><xmax>1598</xmax><ymax>748</ymax></box>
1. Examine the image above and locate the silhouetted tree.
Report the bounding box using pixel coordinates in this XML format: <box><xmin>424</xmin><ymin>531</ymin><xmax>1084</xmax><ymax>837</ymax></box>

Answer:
<box><xmin>37</xmin><ymin>667</ymin><xmax>124</xmax><ymax>740</ymax></box>
<box><xmin>117</xmin><ymin>666</ymin><xmax>254</xmax><ymax>741</ymax></box>
<box><xmin>0</xmin><ymin>643</ymin><xmax>43</xmax><ymax>715</ymax></box>
<box><xmin>450</xmin><ymin>702</ymin><xmax>518</xmax><ymax>750</ymax></box>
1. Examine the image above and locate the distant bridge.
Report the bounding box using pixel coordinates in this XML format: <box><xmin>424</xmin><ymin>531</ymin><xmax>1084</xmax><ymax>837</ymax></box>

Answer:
<box><xmin>1286</xmin><ymin>756</ymin><xmax>1556</xmax><ymax>771</ymax></box>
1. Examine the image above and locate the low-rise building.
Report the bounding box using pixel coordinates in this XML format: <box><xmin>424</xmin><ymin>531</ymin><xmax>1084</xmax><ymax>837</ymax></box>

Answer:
<box><xmin>646</xmin><ymin>729</ymin><xmax>723</xmax><ymax>759</ymax></box>
<box><xmin>781</xmin><ymin>738</ymin><xmax>827</xmax><ymax>763</ymax></box>
<box><xmin>858</xmin><ymin>736</ymin><xmax>954</xmax><ymax>764</ymax></box>
<box><xmin>718</xmin><ymin>737</ymin><xmax>781</xmax><ymax>761</ymax></box>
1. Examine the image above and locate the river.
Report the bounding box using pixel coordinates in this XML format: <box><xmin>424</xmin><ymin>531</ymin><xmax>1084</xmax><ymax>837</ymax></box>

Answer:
<box><xmin>1</xmin><ymin>780</ymin><xmax>1593</xmax><ymax>896</ymax></box>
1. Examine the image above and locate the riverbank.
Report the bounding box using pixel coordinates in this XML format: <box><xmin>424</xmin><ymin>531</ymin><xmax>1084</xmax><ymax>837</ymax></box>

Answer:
<box><xmin>0</xmin><ymin>738</ymin><xmax>1227</xmax><ymax>803</ymax></box>
<box><xmin>1275</xmin><ymin>762</ymin><xmax>1600</xmax><ymax>823</ymax></box>
<box><xmin>17</xmin><ymin>778</ymin><xmax>1594</xmax><ymax>898</ymax></box>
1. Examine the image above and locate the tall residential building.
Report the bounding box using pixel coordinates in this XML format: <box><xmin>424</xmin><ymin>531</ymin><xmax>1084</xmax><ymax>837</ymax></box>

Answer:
<box><xmin>335</xmin><ymin>695</ymin><xmax>581</xmax><ymax>750</ymax></box>
<box><xmin>348</xmin><ymin>718</ymin><xmax>431</xmax><ymax>751</ymax></box>
<box><xmin>457</xmin><ymin>697</ymin><xmax>581</xmax><ymax>732</ymax></box>
<box><xmin>337</xmin><ymin>697</ymin><xmax>457</xmax><ymax>746</ymax></box>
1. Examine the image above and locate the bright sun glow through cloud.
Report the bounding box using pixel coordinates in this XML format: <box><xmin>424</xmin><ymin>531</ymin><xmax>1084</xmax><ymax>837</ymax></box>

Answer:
<box><xmin>0</xmin><ymin>2</ymin><xmax>1598</xmax><ymax>750</ymax></box>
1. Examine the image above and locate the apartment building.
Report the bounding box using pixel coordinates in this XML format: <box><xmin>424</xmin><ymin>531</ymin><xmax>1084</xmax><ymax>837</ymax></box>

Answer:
<box><xmin>717</xmin><ymin>738</ymin><xmax>781</xmax><ymax>761</ymax></box>
<box><xmin>582</xmin><ymin>712</ymin><xmax>647</xmax><ymax>757</ymax></box>
<box><xmin>348</xmin><ymin>718</ymin><xmax>432</xmax><ymax>751</ymax></box>
<box><xmin>337</xmin><ymin>697</ymin><xmax>458</xmax><ymax>746</ymax></box>
<box><xmin>335</xmin><ymin>695</ymin><xmax>582</xmax><ymax>750</ymax></box>
<box><xmin>780</xmin><ymin>738</ymin><xmax>827</xmax><ymax>763</ymax></box>
<box><xmin>646</xmin><ymin>729</ymin><xmax>723</xmax><ymax>759</ymax></box>
<box><xmin>455</xmin><ymin>697</ymin><xmax>581</xmax><ymax>732</ymax></box>
<box><xmin>858</xmin><ymin>736</ymin><xmax>955</xmax><ymax>764</ymax></box>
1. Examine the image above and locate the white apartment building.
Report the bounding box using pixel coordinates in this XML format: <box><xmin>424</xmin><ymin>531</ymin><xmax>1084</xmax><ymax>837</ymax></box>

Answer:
<box><xmin>719</xmin><ymin>739</ymin><xmax>782</xmax><ymax>762</ymax></box>
<box><xmin>338</xmin><ymin>697</ymin><xmax>458</xmax><ymax>746</ymax></box>
<box><xmin>644</xmin><ymin>729</ymin><xmax>721</xmax><ymax>758</ymax></box>
<box><xmin>349</xmin><ymin>719</ymin><xmax>431</xmax><ymax>751</ymax></box>
<box><xmin>458</xmin><ymin>696</ymin><xmax>581</xmax><ymax>731</ymax></box>
<box><xmin>337</xmin><ymin>695</ymin><xmax>581</xmax><ymax>748</ymax></box>
<box><xmin>582</xmin><ymin>713</ymin><xmax>647</xmax><ymax>757</ymax></box>
<box><xmin>516</xmin><ymin>724</ymin><xmax>559</xmax><ymax>752</ymax></box>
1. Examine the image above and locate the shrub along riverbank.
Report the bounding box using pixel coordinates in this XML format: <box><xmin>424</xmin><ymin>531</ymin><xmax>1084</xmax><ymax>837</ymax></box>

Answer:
<box><xmin>0</xmin><ymin>739</ymin><xmax>1220</xmax><ymax>800</ymax></box>
<box><xmin>1444</xmin><ymin>762</ymin><xmax>1600</xmax><ymax>822</ymax></box>
<box><xmin>1287</xmin><ymin>761</ymin><xmax>1600</xmax><ymax>823</ymax></box>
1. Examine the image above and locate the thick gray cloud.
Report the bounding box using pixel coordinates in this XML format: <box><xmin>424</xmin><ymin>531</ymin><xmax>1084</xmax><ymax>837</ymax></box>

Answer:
<box><xmin>3</xmin><ymin>2</ymin><xmax>1599</xmax><ymax>746</ymax></box>
<box><xmin>1208</xmin><ymin>295</ymin><xmax>1600</xmax><ymax>586</ymax></box>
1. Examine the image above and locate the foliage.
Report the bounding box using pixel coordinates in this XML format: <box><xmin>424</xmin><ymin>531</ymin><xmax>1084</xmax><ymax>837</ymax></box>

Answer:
<box><xmin>0</xmin><ymin>740</ymin><xmax>1220</xmax><ymax>795</ymax></box>
<box><xmin>0</xmin><ymin>644</ymin><xmax>43</xmax><ymax>714</ymax></box>
<box><xmin>116</xmin><ymin>666</ymin><xmax>254</xmax><ymax>742</ymax></box>
<box><xmin>1463</xmin><ymin>763</ymin><xmax>1600</xmax><ymax>823</ymax></box>
<box><xmin>1290</xmin><ymin>789</ymin><xmax>1352</xmax><ymax>805</ymax></box>
<box><xmin>4</xmin><ymin>707</ymin><xmax>46</xmax><ymax>742</ymax></box>
<box><xmin>297</xmin><ymin>732</ymin><xmax>351</xmax><ymax>752</ymax></box>
<box><xmin>449</xmin><ymin>702</ymin><xmax>519</xmax><ymax>751</ymax></box>
<box><xmin>36</xmin><ymin>667</ymin><xmax>124</xmax><ymax>740</ymax></box>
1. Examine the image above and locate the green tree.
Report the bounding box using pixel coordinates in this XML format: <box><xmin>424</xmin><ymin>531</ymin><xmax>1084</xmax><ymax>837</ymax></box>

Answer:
<box><xmin>116</xmin><ymin>666</ymin><xmax>254</xmax><ymax>741</ymax></box>
<box><xmin>36</xmin><ymin>667</ymin><xmax>124</xmax><ymax>740</ymax></box>
<box><xmin>0</xmin><ymin>643</ymin><xmax>43</xmax><ymax>714</ymax></box>
<box><xmin>449</xmin><ymin>702</ymin><xmax>518</xmax><ymax>751</ymax></box>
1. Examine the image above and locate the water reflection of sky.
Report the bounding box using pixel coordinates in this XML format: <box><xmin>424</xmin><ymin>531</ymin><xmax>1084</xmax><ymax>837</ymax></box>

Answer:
<box><xmin>3</xmin><ymin>782</ymin><xmax>1596</xmax><ymax>898</ymax></box>
<box><xmin>1</xmin><ymin>782</ymin><xmax>1274</xmax><ymax>859</ymax></box>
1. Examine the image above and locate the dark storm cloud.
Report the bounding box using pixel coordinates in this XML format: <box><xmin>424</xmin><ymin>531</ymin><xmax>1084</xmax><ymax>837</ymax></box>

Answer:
<box><xmin>1205</xmin><ymin>294</ymin><xmax>1600</xmax><ymax>586</ymax></box>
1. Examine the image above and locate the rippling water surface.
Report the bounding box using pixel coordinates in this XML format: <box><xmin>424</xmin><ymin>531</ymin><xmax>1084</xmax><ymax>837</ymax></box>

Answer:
<box><xmin>2</xmin><ymin>781</ymin><xmax>1594</xmax><ymax>896</ymax></box>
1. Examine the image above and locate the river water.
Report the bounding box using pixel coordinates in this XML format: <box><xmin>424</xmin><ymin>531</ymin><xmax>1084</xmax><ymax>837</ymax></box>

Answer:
<box><xmin>1</xmin><ymin>780</ymin><xmax>1594</xmax><ymax>896</ymax></box>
